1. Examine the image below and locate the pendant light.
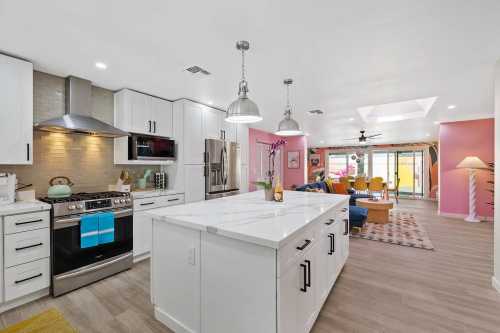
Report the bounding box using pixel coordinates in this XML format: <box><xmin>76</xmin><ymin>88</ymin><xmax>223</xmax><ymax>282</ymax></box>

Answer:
<box><xmin>226</xmin><ymin>41</ymin><xmax>262</xmax><ymax>123</ymax></box>
<box><xmin>275</xmin><ymin>79</ymin><xmax>303</xmax><ymax>136</ymax></box>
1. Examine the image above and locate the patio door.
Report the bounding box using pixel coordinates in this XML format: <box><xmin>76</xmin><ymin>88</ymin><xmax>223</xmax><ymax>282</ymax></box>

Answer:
<box><xmin>396</xmin><ymin>151</ymin><xmax>423</xmax><ymax>197</ymax></box>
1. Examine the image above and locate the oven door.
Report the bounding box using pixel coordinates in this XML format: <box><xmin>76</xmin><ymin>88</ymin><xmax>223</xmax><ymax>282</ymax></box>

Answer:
<box><xmin>128</xmin><ymin>134</ymin><xmax>176</xmax><ymax>160</ymax></box>
<box><xmin>52</xmin><ymin>208</ymin><xmax>133</xmax><ymax>277</ymax></box>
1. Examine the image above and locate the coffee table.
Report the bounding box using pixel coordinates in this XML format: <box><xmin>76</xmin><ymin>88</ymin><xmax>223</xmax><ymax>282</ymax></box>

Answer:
<box><xmin>356</xmin><ymin>198</ymin><xmax>394</xmax><ymax>224</ymax></box>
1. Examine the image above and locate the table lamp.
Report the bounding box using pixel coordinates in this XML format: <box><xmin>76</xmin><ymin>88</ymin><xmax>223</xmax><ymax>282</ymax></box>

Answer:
<box><xmin>456</xmin><ymin>156</ymin><xmax>488</xmax><ymax>222</ymax></box>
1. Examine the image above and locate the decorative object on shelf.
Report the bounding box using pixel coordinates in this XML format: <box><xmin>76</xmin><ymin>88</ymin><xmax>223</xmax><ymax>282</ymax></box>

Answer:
<box><xmin>456</xmin><ymin>156</ymin><xmax>488</xmax><ymax>222</ymax></box>
<box><xmin>287</xmin><ymin>151</ymin><xmax>300</xmax><ymax>169</ymax></box>
<box><xmin>274</xmin><ymin>176</ymin><xmax>284</xmax><ymax>202</ymax></box>
<box><xmin>226</xmin><ymin>41</ymin><xmax>262</xmax><ymax>124</ymax></box>
<box><xmin>275</xmin><ymin>79</ymin><xmax>303</xmax><ymax>136</ymax></box>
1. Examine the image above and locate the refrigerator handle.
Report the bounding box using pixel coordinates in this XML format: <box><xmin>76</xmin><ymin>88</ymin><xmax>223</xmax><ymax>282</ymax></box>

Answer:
<box><xmin>223</xmin><ymin>145</ymin><xmax>229</xmax><ymax>185</ymax></box>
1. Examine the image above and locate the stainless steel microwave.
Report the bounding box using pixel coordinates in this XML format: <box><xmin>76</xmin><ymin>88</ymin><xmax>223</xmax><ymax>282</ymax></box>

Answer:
<box><xmin>128</xmin><ymin>133</ymin><xmax>176</xmax><ymax>161</ymax></box>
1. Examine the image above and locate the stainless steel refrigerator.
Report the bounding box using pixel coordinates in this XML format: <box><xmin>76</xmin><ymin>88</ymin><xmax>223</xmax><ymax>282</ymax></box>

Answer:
<box><xmin>205</xmin><ymin>139</ymin><xmax>240</xmax><ymax>200</ymax></box>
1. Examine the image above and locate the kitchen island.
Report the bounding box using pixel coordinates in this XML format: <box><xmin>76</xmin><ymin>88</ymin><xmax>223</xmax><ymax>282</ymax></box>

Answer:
<box><xmin>149</xmin><ymin>190</ymin><xmax>350</xmax><ymax>333</ymax></box>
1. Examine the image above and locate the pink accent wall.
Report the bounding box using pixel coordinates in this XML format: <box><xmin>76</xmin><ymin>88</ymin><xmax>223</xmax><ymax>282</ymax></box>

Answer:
<box><xmin>439</xmin><ymin>118</ymin><xmax>494</xmax><ymax>218</ymax></box>
<box><xmin>248</xmin><ymin>128</ymin><xmax>307</xmax><ymax>191</ymax></box>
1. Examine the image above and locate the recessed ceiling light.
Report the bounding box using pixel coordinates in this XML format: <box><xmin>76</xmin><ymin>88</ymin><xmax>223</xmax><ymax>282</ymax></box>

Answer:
<box><xmin>348</xmin><ymin>117</ymin><xmax>355</xmax><ymax>121</ymax></box>
<box><xmin>304</xmin><ymin>132</ymin><xmax>310</xmax><ymax>136</ymax></box>
<box><xmin>319</xmin><ymin>140</ymin><xmax>325</xmax><ymax>144</ymax></box>
<box><xmin>447</xmin><ymin>105</ymin><xmax>456</xmax><ymax>110</ymax></box>
<box><xmin>433</xmin><ymin>121</ymin><xmax>440</xmax><ymax>125</ymax></box>
<box><xmin>425</xmin><ymin>133</ymin><xmax>431</xmax><ymax>137</ymax></box>
<box><xmin>95</xmin><ymin>62</ymin><xmax>107</xmax><ymax>70</ymax></box>
<box><xmin>208</xmin><ymin>101</ymin><xmax>213</xmax><ymax>105</ymax></box>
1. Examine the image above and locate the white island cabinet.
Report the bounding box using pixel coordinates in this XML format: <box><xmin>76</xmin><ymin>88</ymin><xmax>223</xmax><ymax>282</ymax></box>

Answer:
<box><xmin>149</xmin><ymin>191</ymin><xmax>350</xmax><ymax>333</ymax></box>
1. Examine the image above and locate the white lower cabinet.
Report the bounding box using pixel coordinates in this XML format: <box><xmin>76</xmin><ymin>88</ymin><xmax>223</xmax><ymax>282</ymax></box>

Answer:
<box><xmin>4</xmin><ymin>258</ymin><xmax>50</xmax><ymax>302</ymax></box>
<box><xmin>278</xmin><ymin>242</ymin><xmax>319</xmax><ymax>333</ymax></box>
<box><xmin>0</xmin><ymin>208</ymin><xmax>51</xmax><ymax>311</ymax></box>
<box><xmin>151</xmin><ymin>200</ymin><xmax>350</xmax><ymax>333</ymax></box>
<box><xmin>133</xmin><ymin>193</ymin><xmax>185</xmax><ymax>261</ymax></box>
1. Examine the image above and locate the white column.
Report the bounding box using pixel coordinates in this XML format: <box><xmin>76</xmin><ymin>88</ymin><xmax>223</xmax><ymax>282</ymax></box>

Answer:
<box><xmin>465</xmin><ymin>169</ymin><xmax>481</xmax><ymax>223</ymax></box>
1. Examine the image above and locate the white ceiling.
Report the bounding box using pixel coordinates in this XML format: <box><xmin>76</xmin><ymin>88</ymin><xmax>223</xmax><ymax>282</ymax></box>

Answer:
<box><xmin>1</xmin><ymin>0</ymin><xmax>499</xmax><ymax>147</ymax></box>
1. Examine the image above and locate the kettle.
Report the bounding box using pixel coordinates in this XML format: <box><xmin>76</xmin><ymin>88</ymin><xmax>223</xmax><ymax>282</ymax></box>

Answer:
<box><xmin>47</xmin><ymin>176</ymin><xmax>74</xmax><ymax>198</ymax></box>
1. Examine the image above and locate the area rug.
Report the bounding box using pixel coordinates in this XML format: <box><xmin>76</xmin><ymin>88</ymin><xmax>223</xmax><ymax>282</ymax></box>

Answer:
<box><xmin>0</xmin><ymin>308</ymin><xmax>77</xmax><ymax>333</ymax></box>
<box><xmin>350</xmin><ymin>211</ymin><xmax>434</xmax><ymax>250</ymax></box>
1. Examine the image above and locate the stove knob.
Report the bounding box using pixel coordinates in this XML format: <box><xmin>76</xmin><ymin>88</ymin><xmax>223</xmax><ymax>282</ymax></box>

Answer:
<box><xmin>68</xmin><ymin>205</ymin><xmax>76</xmax><ymax>210</ymax></box>
<box><xmin>126</xmin><ymin>198</ymin><xmax>131</xmax><ymax>203</ymax></box>
<box><xmin>120</xmin><ymin>199</ymin><xmax>126</xmax><ymax>203</ymax></box>
<box><xmin>114</xmin><ymin>199</ymin><xmax>120</xmax><ymax>204</ymax></box>
<box><xmin>77</xmin><ymin>204</ymin><xmax>84</xmax><ymax>209</ymax></box>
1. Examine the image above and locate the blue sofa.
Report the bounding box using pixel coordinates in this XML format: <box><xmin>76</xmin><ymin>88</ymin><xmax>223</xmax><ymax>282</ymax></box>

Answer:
<box><xmin>296</xmin><ymin>181</ymin><xmax>369</xmax><ymax>229</ymax></box>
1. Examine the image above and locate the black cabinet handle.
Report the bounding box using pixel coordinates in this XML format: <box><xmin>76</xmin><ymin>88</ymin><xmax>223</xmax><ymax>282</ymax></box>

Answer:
<box><xmin>296</xmin><ymin>239</ymin><xmax>311</xmax><ymax>251</ymax></box>
<box><xmin>140</xmin><ymin>202</ymin><xmax>155</xmax><ymax>206</ymax></box>
<box><xmin>168</xmin><ymin>198</ymin><xmax>179</xmax><ymax>202</ymax></box>
<box><xmin>15</xmin><ymin>273</ymin><xmax>42</xmax><ymax>284</ymax></box>
<box><xmin>153</xmin><ymin>121</ymin><xmax>156</xmax><ymax>133</ymax></box>
<box><xmin>325</xmin><ymin>218</ymin><xmax>335</xmax><ymax>226</ymax></box>
<box><xmin>15</xmin><ymin>242</ymin><xmax>43</xmax><ymax>251</ymax></box>
<box><xmin>328</xmin><ymin>234</ymin><xmax>334</xmax><ymax>255</ymax></box>
<box><xmin>148</xmin><ymin>120</ymin><xmax>152</xmax><ymax>132</ymax></box>
<box><xmin>27</xmin><ymin>143</ymin><xmax>30</xmax><ymax>161</ymax></box>
<box><xmin>15</xmin><ymin>219</ymin><xmax>43</xmax><ymax>226</ymax></box>
<box><xmin>305</xmin><ymin>260</ymin><xmax>311</xmax><ymax>287</ymax></box>
<box><xmin>344</xmin><ymin>219</ymin><xmax>349</xmax><ymax>235</ymax></box>
<box><xmin>300</xmin><ymin>263</ymin><xmax>307</xmax><ymax>292</ymax></box>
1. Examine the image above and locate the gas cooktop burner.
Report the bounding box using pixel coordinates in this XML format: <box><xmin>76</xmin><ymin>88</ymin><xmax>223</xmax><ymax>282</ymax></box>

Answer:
<box><xmin>40</xmin><ymin>191</ymin><xmax>129</xmax><ymax>204</ymax></box>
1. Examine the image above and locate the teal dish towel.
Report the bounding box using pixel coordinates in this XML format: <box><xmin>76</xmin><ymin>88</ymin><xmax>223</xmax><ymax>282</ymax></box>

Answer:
<box><xmin>80</xmin><ymin>214</ymin><xmax>99</xmax><ymax>248</ymax></box>
<box><xmin>98</xmin><ymin>212</ymin><xmax>115</xmax><ymax>245</ymax></box>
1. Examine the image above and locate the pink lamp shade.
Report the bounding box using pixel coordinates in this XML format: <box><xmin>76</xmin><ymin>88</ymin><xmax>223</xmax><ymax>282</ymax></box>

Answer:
<box><xmin>456</xmin><ymin>156</ymin><xmax>488</xmax><ymax>169</ymax></box>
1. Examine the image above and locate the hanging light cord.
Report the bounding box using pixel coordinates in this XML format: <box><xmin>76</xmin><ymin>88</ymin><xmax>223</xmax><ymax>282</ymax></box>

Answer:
<box><xmin>241</xmin><ymin>49</ymin><xmax>246</xmax><ymax>81</ymax></box>
<box><xmin>285</xmin><ymin>82</ymin><xmax>291</xmax><ymax>117</ymax></box>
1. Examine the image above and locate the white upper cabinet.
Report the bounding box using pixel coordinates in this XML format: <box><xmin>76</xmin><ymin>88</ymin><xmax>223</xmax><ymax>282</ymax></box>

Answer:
<box><xmin>0</xmin><ymin>54</ymin><xmax>33</xmax><ymax>165</ymax></box>
<box><xmin>151</xmin><ymin>97</ymin><xmax>173</xmax><ymax>137</ymax></box>
<box><xmin>114</xmin><ymin>89</ymin><xmax>173</xmax><ymax>137</ymax></box>
<box><xmin>130</xmin><ymin>90</ymin><xmax>152</xmax><ymax>134</ymax></box>
<box><xmin>182</xmin><ymin>101</ymin><xmax>205</xmax><ymax>165</ymax></box>
<box><xmin>203</xmin><ymin>107</ymin><xmax>223</xmax><ymax>140</ymax></box>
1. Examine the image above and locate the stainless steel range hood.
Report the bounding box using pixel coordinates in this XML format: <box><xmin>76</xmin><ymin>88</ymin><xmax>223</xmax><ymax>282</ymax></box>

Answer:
<box><xmin>34</xmin><ymin>76</ymin><xmax>128</xmax><ymax>137</ymax></box>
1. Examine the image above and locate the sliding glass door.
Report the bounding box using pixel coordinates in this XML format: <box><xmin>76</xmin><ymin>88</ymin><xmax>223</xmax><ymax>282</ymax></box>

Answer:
<box><xmin>372</xmin><ymin>150</ymin><xmax>424</xmax><ymax>197</ymax></box>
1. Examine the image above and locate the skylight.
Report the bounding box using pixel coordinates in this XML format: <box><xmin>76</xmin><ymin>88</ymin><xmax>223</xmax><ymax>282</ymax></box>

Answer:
<box><xmin>357</xmin><ymin>97</ymin><xmax>437</xmax><ymax>123</ymax></box>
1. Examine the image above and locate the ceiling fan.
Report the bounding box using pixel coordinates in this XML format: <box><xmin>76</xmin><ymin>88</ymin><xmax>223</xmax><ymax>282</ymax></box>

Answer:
<box><xmin>344</xmin><ymin>130</ymin><xmax>382</xmax><ymax>143</ymax></box>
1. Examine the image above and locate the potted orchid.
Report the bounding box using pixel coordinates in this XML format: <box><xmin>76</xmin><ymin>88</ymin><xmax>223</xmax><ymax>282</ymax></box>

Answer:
<box><xmin>254</xmin><ymin>139</ymin><xmax>287</xmax><ymax>201</ymax></box>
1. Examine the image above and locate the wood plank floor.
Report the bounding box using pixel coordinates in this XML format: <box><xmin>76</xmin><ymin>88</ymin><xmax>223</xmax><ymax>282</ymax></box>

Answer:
<box><xmin>0</xmin><ymin>199</ymin><xmax>499</xmax><ymax>332</ymax></box>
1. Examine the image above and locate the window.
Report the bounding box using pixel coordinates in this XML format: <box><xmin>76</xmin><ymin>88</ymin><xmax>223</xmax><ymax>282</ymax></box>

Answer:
<box><xmin>328</xmin><ymin>153</ymin><xmax>369</xmax><ymax>179</ymax></box>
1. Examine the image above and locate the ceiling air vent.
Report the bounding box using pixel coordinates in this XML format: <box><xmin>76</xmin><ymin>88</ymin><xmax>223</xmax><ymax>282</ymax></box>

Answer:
<box><xmin>186</xmin><ymin>65</ymin><xmax>211</xmax><ymax>75</ymax></box>
<box><xmin>307</xmin><ymin>109</ymin><xmax>324</xmax><ymax>116</ymax></box>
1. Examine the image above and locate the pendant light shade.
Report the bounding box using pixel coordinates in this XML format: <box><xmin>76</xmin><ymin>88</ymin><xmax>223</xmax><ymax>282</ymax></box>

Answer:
<box><xmin>226</xmin><ymin>41</ymin><xmax>262</xmax><ymax>124</ymax></box>
<box><xmin>275</xmin><ymin>79</ymin><xmax>303</xmax><ymax>136</ymax></box>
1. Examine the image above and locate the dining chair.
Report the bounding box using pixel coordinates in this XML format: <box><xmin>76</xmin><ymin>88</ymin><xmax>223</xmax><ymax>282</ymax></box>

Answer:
<box><xmin>387</xmin><ymin>178</ymin><xmax>401</xmax><ymax>203</ymax></box>
<box><xmin>368</xmin><ymin>177</ymin><xmax>385</xmax><ymax>198</ymax></box>
<box><xmin>353</xmin><ymin>176</ymin><xmax>368</xmax><ymax>193</ymax></box>
<box><xmin>339</xmin><ymin>176</ymin><xmax>351</xmax><ymax>189</ymax></box>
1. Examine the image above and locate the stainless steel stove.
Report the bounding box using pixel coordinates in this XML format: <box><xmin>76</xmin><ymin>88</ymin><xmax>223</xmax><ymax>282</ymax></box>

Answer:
<box><xmin>40</xmin><ymin>191</ymin><xmax>133</xmax><ymax>296</ymax></box>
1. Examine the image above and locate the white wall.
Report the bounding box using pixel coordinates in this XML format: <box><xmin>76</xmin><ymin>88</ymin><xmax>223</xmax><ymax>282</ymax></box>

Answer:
<box><xmin>494</xmin><ymin>59</ymin><xmax>500</xmax><ymax>293</ymax></box>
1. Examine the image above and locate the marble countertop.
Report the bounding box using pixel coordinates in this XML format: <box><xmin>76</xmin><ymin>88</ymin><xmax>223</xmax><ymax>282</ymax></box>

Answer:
<box><xmin>148</xmin><ymin>190</ymin><xmax>349</xmax><ymax>249</ymax></box>
<box><xmin>0</xmin><ymin>200</ymin><xmax>51</xmax><ymax>216</ymax></box>
<box><xmin>131</xmin><ymin>189</ymin><xmax>184</xmax><ymax>199</ymax></box>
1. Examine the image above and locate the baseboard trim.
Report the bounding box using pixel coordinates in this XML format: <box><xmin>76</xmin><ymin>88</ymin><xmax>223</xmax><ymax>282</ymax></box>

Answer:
<box><xmin>154</xmin><ymin>306</ymin><xmax>196</xmax><ymax>333</ymax></box>
<box><xmin>0</xmin><ymin>288</ymin><xmax>49</xmax><ymax>314</ymax></box>
<box><xmin>438</xmin><ymin>211</ymin><xmax>494</xmax><ymax>222</ymax></box>
<box><xmin>492</xmin><ymin>276</ymin><xmax>500</xmax><ymax>294</ymax></box>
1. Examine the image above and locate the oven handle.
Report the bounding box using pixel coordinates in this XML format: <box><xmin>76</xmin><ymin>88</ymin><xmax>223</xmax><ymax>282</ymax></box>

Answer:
<box><xmin>54</xmin><ymin>252</ymin><xmax>133</xmax><ymax>280</ymax></box>
<box><xmin>53</xmin><ymin>208</ymin><xmax>133</xmax><ymax>230</ymax></box>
